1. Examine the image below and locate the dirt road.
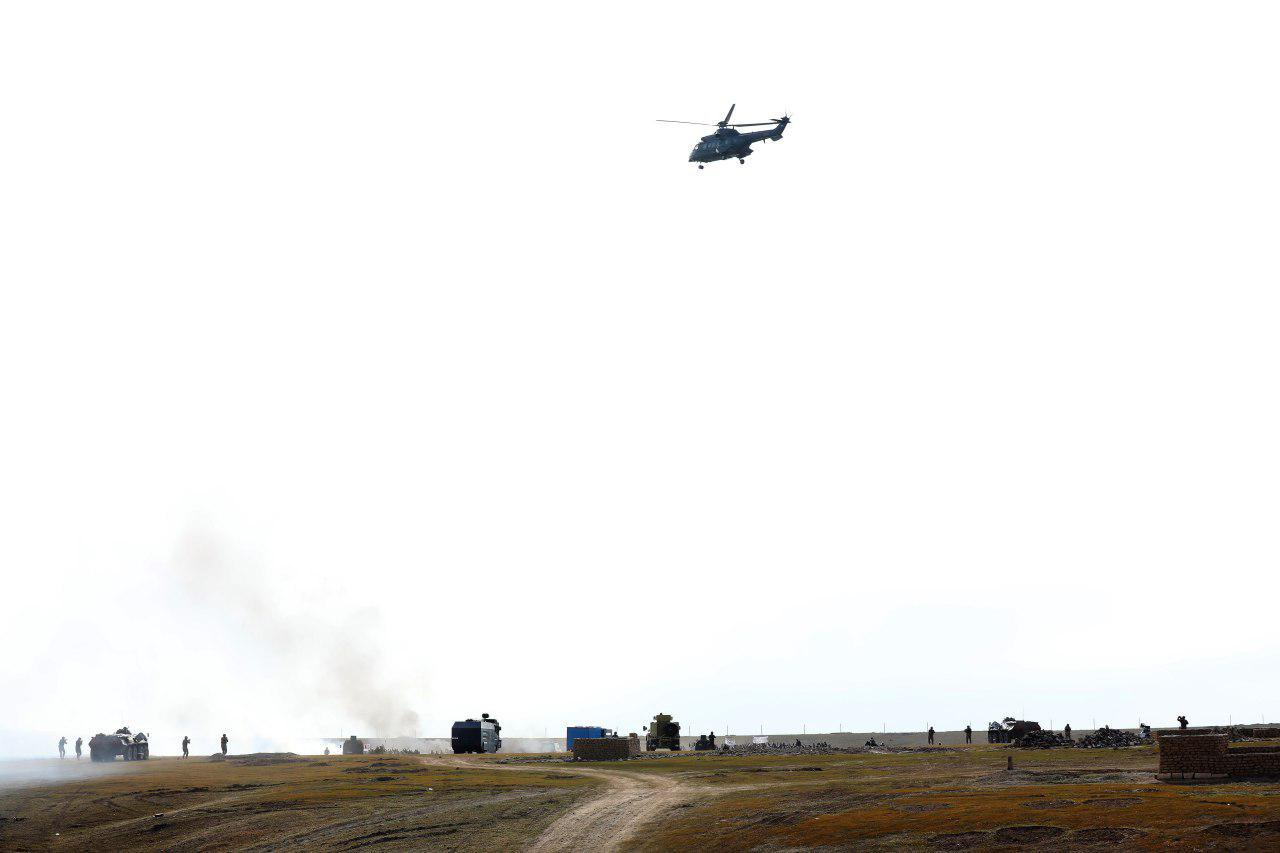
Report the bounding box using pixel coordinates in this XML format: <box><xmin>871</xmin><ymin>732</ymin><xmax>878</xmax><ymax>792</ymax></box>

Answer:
<box><xmin>526</xmin><ymin>766</ymin><xmax>692</xmax><ymax>852</ymax></box>
<box><xmin>424</xmin><ymin>756</ymin><xmax>696</xmax><ymax>852</ymax></box>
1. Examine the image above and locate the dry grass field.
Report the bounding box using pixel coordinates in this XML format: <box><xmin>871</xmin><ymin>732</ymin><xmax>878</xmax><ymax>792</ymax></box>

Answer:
<box><xmin>4</xmin><ymin>744</ymin><xmax>1280</xmax><ymax>850</ymax></box>
<box><xmin>618</xmin><ymin>746</ymin><xmax>1280</xmax><ymax>851</ymax></box>
<box><xmin>0</xmin><ymin>753</ymin><xmax>597</xmax><ymax>851</ymax></box>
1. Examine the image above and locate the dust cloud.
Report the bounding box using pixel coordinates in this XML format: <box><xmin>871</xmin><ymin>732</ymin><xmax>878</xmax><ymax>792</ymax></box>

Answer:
<box><xmin>172</xmin><ymin>527</ymin><xmax>422</xmax><ymax>739</ymax></box>
<box><xmin>0</xmin><ymin>759</ymin><xmax>134</xmax><ymax>791</ymax></box>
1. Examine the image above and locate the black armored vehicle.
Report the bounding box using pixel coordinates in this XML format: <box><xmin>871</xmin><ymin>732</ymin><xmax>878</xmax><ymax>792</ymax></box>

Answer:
<box><xmin>89</xmin><ymin>727</ymin><xmax>149</xmax><ymax>762</ymax></box>
<box><xmin>451</xmin><ymin>713</ymin><xmax>502</xmax><ymax>754</ymax></box>
<box><xmin>988</xmin><ymin>717</ymin><xmax>1042</xmax><ymax>744</ymax></box>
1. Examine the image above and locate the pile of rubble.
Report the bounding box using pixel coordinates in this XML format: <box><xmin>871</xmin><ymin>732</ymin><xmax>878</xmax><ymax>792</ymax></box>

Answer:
<box><xmin>1004</xmin><ymin>726</ymin><xmax>1151</xmax><ymax>750</ymax></box>
<box><xmin>716</xmin><ymin>742</ymin><xmax>850</xmax><ymax>756</ymax></box>
<box><xmin>1076</xmin><ymin>727</ymin><xmax>1146</xmax><ymax>749</ymax></box>
<box><xmin>1015</xmin><ymin>730</ymin><xmax>1073</xmax><ymax>749</ymax></box>
<box><xmin>668</xmin><ymin>742</ymin><xmax>956</xmax><ymax>758</ymax></box>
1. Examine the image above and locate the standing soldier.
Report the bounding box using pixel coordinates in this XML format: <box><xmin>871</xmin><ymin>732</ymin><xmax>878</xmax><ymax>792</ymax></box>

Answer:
<box><xmin>182</xmin><ymin>735</ymin><xmax>191</xmax><ymax>758</ymax></box>
<box><xmin>220</xmin><ymin>733</ymin><xmax>229</xmax><ymax>755</ymax></box>
<box><xmin>927</xmin><ymin>727</ymin><xmax>935</xmax><ymax>745</ymax></box>
<box><xmin>1064</xmin><ymin>723</ymin><xmax>1072</xmax><ymax>740</ymax></box>
<box><xmin>75</xmin><ymin>737</ymin><xmax>83</xmax><ymax>759</ymax></box>
<box><xmin>964</xmin><ymin>725</ymin><xmax>972</xmax><ymax>744</ymax></box>
<box><xmin>58</xmin><ymin>737</ymin><xmax>67</xmax><ymax>759</ymax></box>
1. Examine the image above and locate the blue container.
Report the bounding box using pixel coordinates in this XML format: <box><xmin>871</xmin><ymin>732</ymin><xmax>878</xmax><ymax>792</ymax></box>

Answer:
<box><xmin>566</xmin><ymin>726</ymin><xmax>607</xmax><ymax>748</ymax></box>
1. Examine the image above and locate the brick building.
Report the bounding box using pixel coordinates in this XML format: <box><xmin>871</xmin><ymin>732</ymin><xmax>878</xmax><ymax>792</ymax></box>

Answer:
<box><xmin>571</xmin><ymin>734</ymin><xmax>642</xmax><ymax>761</ymax></box>
<box><xmin>1157</xmin><ymin>732</ymin><xmax>1280</xmax><ymax>778</ymax></box>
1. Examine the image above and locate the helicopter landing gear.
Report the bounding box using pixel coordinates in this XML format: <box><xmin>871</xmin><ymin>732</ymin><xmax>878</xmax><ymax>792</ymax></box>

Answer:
<box><xmin>739</xmin><ymin>158</ymin><xmax>745</xmax><ymax>164</ymax></box>
<box><xmin>697</xmin><ymin>164</ymin><xmax>704</xmax><ymax>169</ymax></box>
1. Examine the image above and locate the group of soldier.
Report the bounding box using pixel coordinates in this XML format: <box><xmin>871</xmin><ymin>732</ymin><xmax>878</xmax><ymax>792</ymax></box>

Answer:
<box><xmin>179</xmin><ymin>733</ymin><xmax>230</xmax><ymax>757</ymax></box>
<box><xmin>56</xmin><ymin>736</ymin><xmax>82</xmax><ymax>759</ymax></box>
<box><xmin>57</xmin><ymin>732</ymin><xmax>230</xmax><ymax>758</ymax></box>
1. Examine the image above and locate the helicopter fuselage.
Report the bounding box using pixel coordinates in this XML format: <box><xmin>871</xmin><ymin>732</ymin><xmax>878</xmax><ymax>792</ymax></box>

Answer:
<box><xmin>689</xmin><ymin>118</ymin><xmax>789</xmax><ymax>165</ymax></box>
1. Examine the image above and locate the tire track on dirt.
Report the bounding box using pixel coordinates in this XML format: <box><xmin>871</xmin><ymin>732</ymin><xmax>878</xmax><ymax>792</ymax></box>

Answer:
<box><xmin>423</xmin><ymin>756</ymin><xmax>698</xmax><ymax>852</ymax></box>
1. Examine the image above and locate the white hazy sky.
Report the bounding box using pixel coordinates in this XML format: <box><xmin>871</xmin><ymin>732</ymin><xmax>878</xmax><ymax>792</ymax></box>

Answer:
<box><xmin>3</xmin><ymin>1</ymin><xmax>1279</xmax><ymax>757</ymax></box>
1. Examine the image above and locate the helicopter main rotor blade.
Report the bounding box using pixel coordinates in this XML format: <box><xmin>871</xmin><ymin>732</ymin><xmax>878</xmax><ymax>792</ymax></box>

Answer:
<box><xmin>727</xmin><ymin>121</ymin><xmax>778</xmax><ymax>127</ymax></box>
<box><xmin>656</xmin><ymin>119</ymin><xmax>718</xmax><ymax>125</ymax></box>
<box><xmin>721</xmin><ymin>103</ymin><xmax>736</xmax><ymax>125</ymax></box>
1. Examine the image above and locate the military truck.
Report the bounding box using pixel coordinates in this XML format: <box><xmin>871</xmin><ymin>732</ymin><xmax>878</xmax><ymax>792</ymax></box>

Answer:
<box><xmin>643</xmin><ymin>713</ymin><xmax>681</xmax><ymax>751</ymax></box>
<box><xmin>452</xmin><ymin>713</ymin><xmax>502</xmax><ymax>754</ymax></box>
<box><xmin>342</xmin><ymin>735</ymin><xmax>365</xmax><ymax>755</ymax></box>
<box><xmin>89</xmin><ymin>727</ymin><xmax>149</xmax><ymax>762</ymax></box>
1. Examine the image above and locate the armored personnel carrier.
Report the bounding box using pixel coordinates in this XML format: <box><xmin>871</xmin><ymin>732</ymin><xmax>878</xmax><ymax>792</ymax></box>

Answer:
<box><xmin>89</xmin><ymin>727</ymin><xmax>149</xmax><ymax>762</ymax></box>
<box><xmin>451</xmin><ymin>713</ymin><xmax>502</xmax><ymax>754</ymax></box>
<box><xmin>342</xmin><ymin>735</ymin><xmax>365</xmax><ymax>755</ymax></box>
<box><xmin>644</xmin><ymin>713</ymin><xmax>681</xmax><ymax>751</ymax></box>
<box><xmin>988</xmin><ymin>718</ymin><xmax>1042</xmax><ymax>744</ymax></box>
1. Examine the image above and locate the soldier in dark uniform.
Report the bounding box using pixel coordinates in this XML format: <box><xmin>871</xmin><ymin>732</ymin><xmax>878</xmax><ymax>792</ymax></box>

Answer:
<box><xmin>708</xmin><ymin>731</ymin><xmax>716</xmax><ymax>749</ymax></box>
<box><xmin>964</xmin><ymin>725</ymin><xmax>972</xmax><ymax>744</ymax></box>
<box><xmin>1178</xmin><ymin>715</ymin><xmax>1189</xmax><ymax>729</ymax></box>
<box><xmin>927</xmin><ymin>727</ymin><xmax>935</xmax><ymax>745</ymax></box>
<box><xmin>182</xmin><ymin>736</ymin><xmax>190</xmax><ymax>757</ymax></box>
<box><xmin>1064</xmin><ymin>723</ymin><xmax>1072</xmax><ymax>740</ymax></box>
<box><xmin>221</xmin><ymin>733</ymin><xmax>229</xmax><ymax>755</ymax></box>
<box><xmin>75</xmin><ymin>737</ymin><xmax>83</xmax><ymax>759</ymax></box>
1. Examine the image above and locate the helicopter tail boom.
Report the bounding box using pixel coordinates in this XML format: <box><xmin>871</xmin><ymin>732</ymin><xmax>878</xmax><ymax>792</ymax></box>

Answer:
<box><xmin>737</xmin><ymin>116</ymin><xmax>790</xmax><ymax>146</ymax></box>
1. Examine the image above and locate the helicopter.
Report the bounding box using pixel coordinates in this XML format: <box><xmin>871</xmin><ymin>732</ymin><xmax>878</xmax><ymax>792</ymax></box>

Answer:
<box><xmin>657</xmin><ymin>104</ymin><xmax>790</xmax><ymax>169</ymax></box>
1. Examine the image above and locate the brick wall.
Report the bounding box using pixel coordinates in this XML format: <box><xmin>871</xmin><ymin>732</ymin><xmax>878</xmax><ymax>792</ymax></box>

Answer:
<box><xmin>1157</xmin><ymin>733</ymin><xmax>1280</xmax><ymax>776</ymax></box>
<box><xmin>1156</xmin><ymin>725</ymin><xmax>1280</xmax><ymax>739</ymax></box>
<box><xmin>572</xmin><ymin>735</ymin><xmax>641</xmax><ymax>761</ymax></box>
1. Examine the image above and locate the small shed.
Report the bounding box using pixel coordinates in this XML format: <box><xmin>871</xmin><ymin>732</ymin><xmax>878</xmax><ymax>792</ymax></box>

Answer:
<box><xmin>572</xmin><ymin>734</ymin><xmax>641</xmax><ymax>761</ymax></box>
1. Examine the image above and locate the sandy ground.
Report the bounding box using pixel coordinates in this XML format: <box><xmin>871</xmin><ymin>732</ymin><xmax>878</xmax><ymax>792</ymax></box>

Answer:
<box><xmin>424</xmin><ymin>755</ymin><xmax>699</xmax><ymax>853</ymax></box>
<box><xmin>528</xmin><ymin>767</ymin><xmax>685</xmax><ymax>853</ymax></box>
<box><xmin>6</xmin><ymin>745</ymin><xmax>1280</xmax><ymax>850</ymax></box>
<box><xmin>0</xmin><ymin>753</ymin><xmax>596</xmax><ymax>851</ymax></box>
